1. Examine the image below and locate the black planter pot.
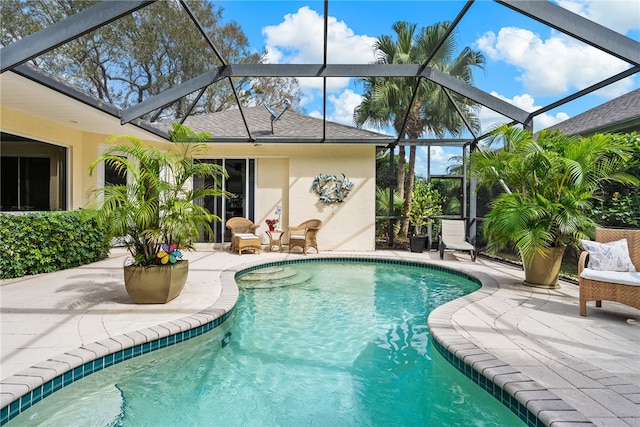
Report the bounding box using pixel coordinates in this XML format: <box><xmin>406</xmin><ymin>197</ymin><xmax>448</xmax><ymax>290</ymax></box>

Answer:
<box><xmin>410</xmin><ymin>235</ymin><xmax>428</xmax><ymax>253</ymax></box>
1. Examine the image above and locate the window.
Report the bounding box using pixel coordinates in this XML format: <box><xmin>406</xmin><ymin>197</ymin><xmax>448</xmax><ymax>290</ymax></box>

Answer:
<box><xmin>0</xmin><ymin>135</ymin><xmax>67</xmax><ymax>211</ymax></box>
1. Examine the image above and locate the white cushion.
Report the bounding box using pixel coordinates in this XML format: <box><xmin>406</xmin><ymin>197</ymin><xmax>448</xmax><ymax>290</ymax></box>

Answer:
<box><xmin>580</xmin><ymin>238</ymin><xmax>636</xmax><ymax>272</ymax></box>
<box><xmin>236</xmin><ymin>233</ymin><xmax>259</xmax><ymax>240</ymax></box>
<box><xmin>580</xmin><ymin>268</ymin><xmax>640</xmax><ymax>286</ymax></box>
<box><xmin>289</xmin><ymin>235</ymin><xmax>305</xmax><ymax>240</ymax></box>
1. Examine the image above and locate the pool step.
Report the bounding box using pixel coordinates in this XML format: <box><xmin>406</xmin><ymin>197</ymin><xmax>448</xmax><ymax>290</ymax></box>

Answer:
<box><xmin>237</xmin><ymin>266</ymin><xmax>312</xmax><ymax>289</ymax></box>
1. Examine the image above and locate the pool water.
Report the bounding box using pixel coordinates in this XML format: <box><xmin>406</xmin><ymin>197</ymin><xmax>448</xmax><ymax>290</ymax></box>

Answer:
<box><xmin>9</xmin><ymin>260</ymin><xmax>525</xmax><ymax>426</ymax></box>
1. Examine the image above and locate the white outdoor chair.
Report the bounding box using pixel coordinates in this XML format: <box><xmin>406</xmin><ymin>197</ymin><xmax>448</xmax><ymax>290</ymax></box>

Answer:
<box><xmin>438</xmin><ymin>219</ymin><xmax>476</xmax><ymax>262</ymax></box>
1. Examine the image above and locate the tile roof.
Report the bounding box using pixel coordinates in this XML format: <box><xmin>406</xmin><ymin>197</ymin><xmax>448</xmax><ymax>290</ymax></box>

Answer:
<box><xmin>153</xmin><ymin>107</ymin><xmax>394</xmax><ymax>143</ymax></box>
<box><xmin>544</xmin><ymin>88</ymin><xmax>640</xmax><ymax>135</ymax></box>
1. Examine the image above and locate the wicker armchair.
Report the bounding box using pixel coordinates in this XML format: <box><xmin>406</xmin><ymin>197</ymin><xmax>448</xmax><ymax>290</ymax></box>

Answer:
<box><xmin>578</xmin><ymin>228</ymin><xmax>640</xmax><ymax>316</ymax></box>
<box><xmin>287</xmin><ymin>219</ymin><xmax>322</xmax><ymax>254</ymax></box>
<box><xmin>226</xmin><ymin>217</ymin><xmax>261</xmax><ymax>255</ymax></box>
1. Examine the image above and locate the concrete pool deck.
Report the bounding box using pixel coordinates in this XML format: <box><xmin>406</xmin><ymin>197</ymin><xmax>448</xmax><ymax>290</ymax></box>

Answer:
<box><xmin>1</xmin><ymin>248</ymin><xmax>639</xmax><ymax>426</ymax></box>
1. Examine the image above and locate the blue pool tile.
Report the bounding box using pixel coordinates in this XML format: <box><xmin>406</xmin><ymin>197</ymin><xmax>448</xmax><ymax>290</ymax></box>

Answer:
<box><xmin>52</xmin><ymin>376</ymin><xmax>63</xmax><ymax>392</ymax></box>
<box><xmin>104</xmin><ymin>354</ymin><xmax>114</xmax><ymax>367</ymax></box>
<box><xmin>8</xmin><ymin>400</ymin><xmax>20</xmax><ymax>419</ymax></box>
<box><xmin>31</xmin><ymin>387</ymin><xmax>42</xmax><ymax>405</ymax></box>
<box><xmin>42</xmin><ymin>381</ymin><xmax>53</xmax><ymax>398</ymax></box>
<box><xmin>62</xmin><ymin>370</ymin><xmax>73</xmax><ymax>386</ymax></box>
<box><xmin>83</xmin><ymin>363</ymin><xmax>93</xmax><ymax>376</ymax></box>
<box><xmin>72</xmin><ymin>366</ymin><xmax>82</xmax><ymax>381</ymax></box>
<box><xmin>123</xmin><ymin>348</ymin><xmax>133</xmax><ymax>360</ymax></box>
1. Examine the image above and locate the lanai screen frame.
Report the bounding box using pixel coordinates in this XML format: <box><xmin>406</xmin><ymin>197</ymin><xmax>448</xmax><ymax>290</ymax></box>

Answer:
<box><xmin>2</xmin><ymin>0</ymin><xmax>639</xmax><ymax>244</ymax></box>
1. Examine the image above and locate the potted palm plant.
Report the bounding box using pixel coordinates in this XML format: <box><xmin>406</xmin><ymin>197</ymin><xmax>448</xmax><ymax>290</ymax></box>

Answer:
<box><xmin>407</xmin><ymin>181</ymin><xmax>442</xmax><ymax>253</ymax></box>
<box><xmin>470</xmin><ymin>125</ymin><xmax>638</xmax><ymax>288</ymax></box>
<box><xmin>87</xmin><ymin>123</ymin><xmax>229</xmax><ymax>303</ymax></box>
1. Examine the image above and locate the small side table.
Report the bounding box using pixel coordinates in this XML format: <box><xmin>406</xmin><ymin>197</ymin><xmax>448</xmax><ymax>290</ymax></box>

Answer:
<box><xmin>266</xmin><ymin>230</ymin><xmax>284</xmax><ymax>252</ymax></box>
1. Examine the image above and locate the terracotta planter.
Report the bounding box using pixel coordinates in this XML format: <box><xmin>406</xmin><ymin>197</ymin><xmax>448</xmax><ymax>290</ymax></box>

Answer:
<box><xmin>522</xmin><ymin>247</ymin><xmax>565</xmax><ymax>289</ymax></box>
<box><xmin>123</xmin><ymin>260</ymin><xmax>189</xmax><ymax>304</ymax></box>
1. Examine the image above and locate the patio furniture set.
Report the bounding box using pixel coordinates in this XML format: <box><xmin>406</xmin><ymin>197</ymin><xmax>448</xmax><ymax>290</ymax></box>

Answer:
<box><xmin>226</xmin><ymin>217</ymin><xmax>322</xmax><ymax>255</ymax></box>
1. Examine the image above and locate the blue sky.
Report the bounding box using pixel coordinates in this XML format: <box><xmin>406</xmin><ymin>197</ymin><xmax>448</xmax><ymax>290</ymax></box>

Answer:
<box><xmin>216</xmin><ymin>0</ymin><xmax>640</xmax><ymax>174</ymax></box>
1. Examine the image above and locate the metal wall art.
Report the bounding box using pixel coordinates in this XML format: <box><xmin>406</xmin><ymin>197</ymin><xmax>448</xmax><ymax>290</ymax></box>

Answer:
<box><xmin>311</xmin><ymin>173</ymin><xmax>354</xmax><ymax>203</ymax></box>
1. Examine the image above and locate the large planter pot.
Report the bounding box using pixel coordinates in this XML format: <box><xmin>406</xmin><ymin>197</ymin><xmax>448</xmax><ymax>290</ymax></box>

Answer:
<box><xmin>522</xmin><ymin>247</ymin><xmax>566</xmax><ymax>289</ymax></box>
<box><xmin>123</xmin><ymin>260</ymin><xmax>189</xmax><ymax>304</ymax></box>
<box><xmin>410</xmin><ymin>236</ymin><xmax>428</xmax><ymax>253</ymax></box>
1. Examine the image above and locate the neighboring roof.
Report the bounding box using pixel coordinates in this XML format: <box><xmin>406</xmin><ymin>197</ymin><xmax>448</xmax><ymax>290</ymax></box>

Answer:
<box><xmin>544</xmin><ymin>88</ymin><xmax>640</xmax><ymax>136</ymax></box>
<box><xmin>154</xmin><ymin>107</ymin><xmax>394</xmax><ymax>143</ymax></box>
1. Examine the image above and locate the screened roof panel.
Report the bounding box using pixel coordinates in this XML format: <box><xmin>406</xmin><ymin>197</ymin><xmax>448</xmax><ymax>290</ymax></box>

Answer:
<box><xmin>1</xmin><ymin>0</ymin><xmax>638</xmax><ymax>145</ymax></box>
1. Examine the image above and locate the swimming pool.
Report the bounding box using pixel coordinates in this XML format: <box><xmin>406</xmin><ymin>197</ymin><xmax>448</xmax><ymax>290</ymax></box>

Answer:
<box><xmin>7</xmin><ymin>259</ymin><xmax>526</xmax><ymax>426</ymax></box>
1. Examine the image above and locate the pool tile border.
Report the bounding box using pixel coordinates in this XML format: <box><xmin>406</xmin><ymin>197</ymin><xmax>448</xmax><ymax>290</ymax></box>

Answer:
<box><xmin>425</xmin><ymin>269</ymin><xmax>591</xmax><ymax>427</ymax></box>
<box><xmin>0</xmin><ymin>284</ymin><xmax>237</xmax><ymax>426</ymax></box>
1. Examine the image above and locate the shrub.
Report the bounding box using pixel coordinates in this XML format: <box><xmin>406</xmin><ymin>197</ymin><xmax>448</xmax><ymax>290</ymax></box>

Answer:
<box><xmin>0</xmin><ymin>211</ymin><xmax>111</xmax><ymax>279</ymax></box>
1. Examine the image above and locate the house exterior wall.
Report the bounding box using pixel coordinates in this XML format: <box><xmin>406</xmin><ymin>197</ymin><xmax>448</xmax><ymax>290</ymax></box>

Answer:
<box><xmin>1</xmin><ymin>106</ymin><xmax>377</xmax><ymax>251</ymax></box>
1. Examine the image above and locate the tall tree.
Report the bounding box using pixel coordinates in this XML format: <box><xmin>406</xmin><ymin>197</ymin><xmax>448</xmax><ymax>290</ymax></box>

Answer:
<box><xmin>0</xmin><ymin>0</ymin><xmax>302</xmax><ymax>120</ymax></box>
<box><xmin>354</xmin><ymin>21</ymin><xmax>484</xmax><ymax>237</ymax></box>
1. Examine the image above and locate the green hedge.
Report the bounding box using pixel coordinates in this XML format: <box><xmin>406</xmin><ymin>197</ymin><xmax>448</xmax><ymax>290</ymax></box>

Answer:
<box><xmin>0</xmin><ymin>211</ymin><xmax>111</xmax><ymax>279</ymax></box>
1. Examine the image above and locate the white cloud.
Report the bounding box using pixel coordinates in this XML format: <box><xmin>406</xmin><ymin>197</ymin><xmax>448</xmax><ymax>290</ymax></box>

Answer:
<box><xmin>415</xmin><ymin>146</ymin><xmax>461</xmax><ymax>176</ymax></box>
<box><xmin>478</xmin><ymin>92</ymin><xmax>569</xmax><ymax>132</ymax></box>
<box><xmin>262</xmin><ymin>6</ymin><xmax>377</xmax><ymax>93</ymax></box>
<box><xmin>327</xmin><ymin>89</ymin><xmax>362</xmax><ymax>125</ymax></box>
<box><xmin>310</xmin><ymin>89</ymin><xmax>395</xmax><ymax>135</ymax></box>
<box><xmin>556</xmin><ymin>0</ymin><xmax>640</xmax><ymax>34</ymax></box>
<box><xmin>476</xmin><ymin>27</ymin><xmax>633</xmax><ymax>97</ymax></box>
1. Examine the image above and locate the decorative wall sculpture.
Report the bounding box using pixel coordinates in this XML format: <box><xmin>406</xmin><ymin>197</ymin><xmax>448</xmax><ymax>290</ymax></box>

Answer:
<box><xmin>311</xmin><ymin>173</ymin><xmax>354</xmax><ymax>203</ymax></box>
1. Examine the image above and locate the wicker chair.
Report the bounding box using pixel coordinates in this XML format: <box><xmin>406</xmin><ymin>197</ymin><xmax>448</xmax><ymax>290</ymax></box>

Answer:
<box><xmin>578</xmin><ymin>228</ymin><xmax>640</xmax><ymax>316</ymax></box>
<box><xmin>226</xmin><ymin>217</ymin><xmax>261</xmax><ymax>255</ymax></box>
<box><xmin>287</xmin><ymin>219</ymin><xmax>322</xmax><ymax>254</ymax></box>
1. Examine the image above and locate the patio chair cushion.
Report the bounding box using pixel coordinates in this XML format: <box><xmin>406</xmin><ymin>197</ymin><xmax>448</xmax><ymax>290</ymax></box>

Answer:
<box><xmin>580</xmin><ymin>238</ymin><xmax>636</xmax><ymax>272</ymax></box>
<box><xmin>580</xmin><ymin>268</ymin><xmax>640</xmax><ymax>287</ymax></box>
<box><xmin>236</xmin><ymin>233</ymin><xmax>259</xmax><ymax>240</ymax></box>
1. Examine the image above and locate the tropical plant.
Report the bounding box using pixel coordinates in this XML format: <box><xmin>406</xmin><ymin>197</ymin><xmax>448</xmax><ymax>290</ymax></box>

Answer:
<box><xmin>590</xmin><ymin>132</ymin><xmax>640</xmax><ymax>228</ymax></box>
<box><xmin>407</xmin><ymin>180</ymin><xmax>442</xmax><ymax>236</ymax></box>
<box><xmin>87</xmin><ymin>123</ymin><xmax>229</xmax><ymax>266</ymax></box>
<box><xmin>354</xmin><ymin>21</ymin><xmax>484</xmax><ymax>238</ymax></box>
<box><xmin>469</xmin><ymin>125</ymin><xmax>639</xmax><ymax>264</ymax></box>
<box><xmin>375</xmin><ymin>186</ymin><xmax>404</xmax><ymax>239</ymax></box>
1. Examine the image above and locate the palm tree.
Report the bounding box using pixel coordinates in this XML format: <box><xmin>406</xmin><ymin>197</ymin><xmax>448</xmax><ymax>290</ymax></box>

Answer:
<box><xmin>354</xmin><ymin>21</ymin><xmax>484</xmax><ymax>238</ymax></box>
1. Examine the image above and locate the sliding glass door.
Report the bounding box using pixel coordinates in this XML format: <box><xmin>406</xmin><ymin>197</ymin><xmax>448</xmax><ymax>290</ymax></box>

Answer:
<box><xmin>195</xmin><ymin>158</ymin><xmax>255</xmax><ymax>244</ymax></box>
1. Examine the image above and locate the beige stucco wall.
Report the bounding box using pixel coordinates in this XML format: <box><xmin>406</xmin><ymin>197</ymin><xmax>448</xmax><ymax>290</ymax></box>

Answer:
<box><xmin>1</xmin><ymin>106</ymin><xmax>377</xmax><ymax>251</ymax></box>
<box><xmin>287</xmin><ymin>145</ymin><xmax>376</xmax><ymax>251</ymax></box>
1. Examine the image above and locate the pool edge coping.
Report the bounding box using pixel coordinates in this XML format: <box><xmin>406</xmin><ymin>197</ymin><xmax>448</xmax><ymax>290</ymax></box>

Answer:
<box><xmin>1</xmin><ymin>253</ymin><xmax>591</xmax><ymax>426</ymax></box>
<box><xmin>0</xmin><ymin>270</ymin><xmax>239</xmax><ymax>425</ymax></box>
<box><xmin>425</xmin><ymin>268</ymin><xmax>591</xmax><ymax>427</ymax></box>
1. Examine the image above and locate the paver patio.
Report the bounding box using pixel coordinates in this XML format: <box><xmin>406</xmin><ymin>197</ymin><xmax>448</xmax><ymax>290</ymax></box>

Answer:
<box><xmin>1</xmin><ymin>248</ymin><xmax>639</xmax><ymax>425</ymax></box>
